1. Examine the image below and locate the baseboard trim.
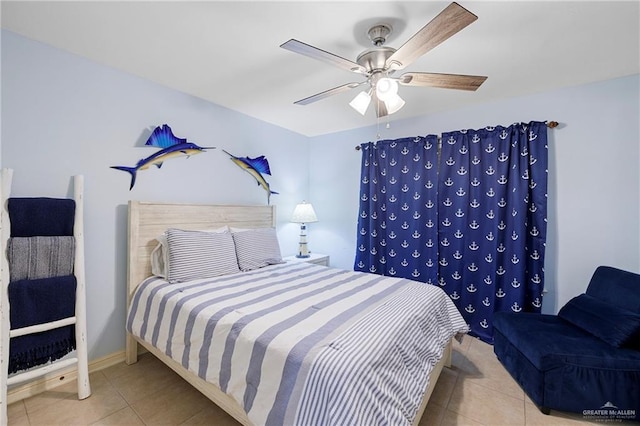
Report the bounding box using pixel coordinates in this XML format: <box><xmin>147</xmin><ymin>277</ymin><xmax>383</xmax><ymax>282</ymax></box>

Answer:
<box><xmin>7</xmin><ymin>350</ymin><xmax>125</xmax><ymax>404</ymax></box>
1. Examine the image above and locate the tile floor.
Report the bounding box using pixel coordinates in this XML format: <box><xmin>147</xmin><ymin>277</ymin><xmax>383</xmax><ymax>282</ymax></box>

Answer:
<box><xmin>8</xmin><ymin>335</ymin><xmax>606</xmax><ymax>425</ymax></box>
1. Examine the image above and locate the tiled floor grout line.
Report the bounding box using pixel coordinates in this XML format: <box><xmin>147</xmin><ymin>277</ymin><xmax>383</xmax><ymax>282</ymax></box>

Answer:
<box><xmin>110</xmin><ymin>372</ymin><xmax>149</xmax><ymax>426</ymax></box>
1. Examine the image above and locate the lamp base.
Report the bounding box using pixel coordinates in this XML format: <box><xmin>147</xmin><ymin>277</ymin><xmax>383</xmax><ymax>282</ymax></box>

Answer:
<box><xmin>296</xmin><ymin>223</ymin><xmax>311</xmax><ymax>259</ymax></box>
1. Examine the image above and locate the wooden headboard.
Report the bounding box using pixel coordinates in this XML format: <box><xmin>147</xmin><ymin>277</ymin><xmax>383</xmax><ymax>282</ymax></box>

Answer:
<box><xmin>126</xmin><ymin>201</ymin><xmax>276</xmax><ymax>299</ymax></box>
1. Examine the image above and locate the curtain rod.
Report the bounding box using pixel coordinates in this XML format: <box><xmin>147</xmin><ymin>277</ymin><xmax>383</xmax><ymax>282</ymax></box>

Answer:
<box><xmin>354</xmin><ymin>121</ymin><xmax>559</xmax><ymax>150</ymax></box>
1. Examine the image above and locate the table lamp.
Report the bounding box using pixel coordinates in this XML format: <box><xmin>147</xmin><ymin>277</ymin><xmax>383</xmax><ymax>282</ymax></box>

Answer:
<box><xmin>290</xmin><ymin>201</ymin><xmax>318</xmax><ymax>258</ymax></box>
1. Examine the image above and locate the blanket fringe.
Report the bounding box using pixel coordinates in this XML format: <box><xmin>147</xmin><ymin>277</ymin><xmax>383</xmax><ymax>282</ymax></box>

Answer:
<box><xmin>8</xmin><ymin>336</ymin><xmax>76</xmax><ymax>374</ymax></box>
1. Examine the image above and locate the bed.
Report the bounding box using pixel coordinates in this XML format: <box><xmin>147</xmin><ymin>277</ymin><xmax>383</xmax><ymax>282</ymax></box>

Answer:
<box><xmin>125</xmin><ymin>201</ymin><xmax>468</xmax><ymax>426</ymax></box>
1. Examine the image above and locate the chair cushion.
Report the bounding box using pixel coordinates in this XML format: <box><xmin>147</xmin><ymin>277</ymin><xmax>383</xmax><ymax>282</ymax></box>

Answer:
<box><xmin>493</xmin><ymin>312</ymin><xmax>640</xmax><ymax>372</ymax></box>
<box><xmin>558</xmin><ymin>294</ymin><xmax>640</xmax><ymax>348</ymax></box>
<box><xmin>494</xmin><ymin>311</ymin><xmax>640</xmax><ymax>416</ymax></box>
<box><xmin>586</xmin><ymin>266</ymin><xmax>640</xmax><ymax>313</ymax></box>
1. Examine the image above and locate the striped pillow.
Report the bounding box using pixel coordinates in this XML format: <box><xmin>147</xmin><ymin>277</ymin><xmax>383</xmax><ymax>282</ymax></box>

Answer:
<box><xmin>166</xmin><ymin>228</ymin><xmax>239</xmax><ymax>283</ymax></box>
<box><xmin>151</xmin><ymin>226</ymin><xmax>229</xmax><ymax>278</ymax></box>
<box><xmin>232</xmin><ymin>228</ymin><xmax>284</xmax><ymax>272</ymax></box>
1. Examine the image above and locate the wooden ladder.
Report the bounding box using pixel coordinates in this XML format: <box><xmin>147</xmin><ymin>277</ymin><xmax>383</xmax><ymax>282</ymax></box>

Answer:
<box><xmin>0</xmin><ymin>168</ymin><xmax>91</xmax><ymax>424</ymax></box>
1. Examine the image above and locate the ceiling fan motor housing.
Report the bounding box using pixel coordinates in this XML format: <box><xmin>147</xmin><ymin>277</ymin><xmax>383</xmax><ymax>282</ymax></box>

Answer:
<box><xmin>357</xmin><ymin>46</ymin><xmax>396</xmax><ymax>75</ymax></box>
<box><xmin>357</xmin><ymin>24</ymin><xmax>396</xmax><ymax>80</ymax></box>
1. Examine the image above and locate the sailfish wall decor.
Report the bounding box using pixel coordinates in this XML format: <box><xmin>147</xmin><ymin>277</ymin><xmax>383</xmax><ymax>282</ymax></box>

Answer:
<box><xmin>111</xmin><ymin>124</ymin><xmax>214</xmax><ymax>189</ymax></box>
<box><xmin>222</xmin><ymin>150</ymin><xmax>278</xmax><ymax>204</ymax></box>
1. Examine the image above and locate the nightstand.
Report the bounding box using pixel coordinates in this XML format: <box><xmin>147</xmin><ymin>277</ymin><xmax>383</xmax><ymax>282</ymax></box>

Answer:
<box><xmin>284</xmin><ymin>253</ymin><xmax>330</xmax><ymax>267</ymax></box>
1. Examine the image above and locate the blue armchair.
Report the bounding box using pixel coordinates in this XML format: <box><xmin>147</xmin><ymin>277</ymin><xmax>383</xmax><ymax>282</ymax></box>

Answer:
<box><xmin>493</xmin><ymin>266</ymin><xmax>640</xmax><ymax>420</ymax></box>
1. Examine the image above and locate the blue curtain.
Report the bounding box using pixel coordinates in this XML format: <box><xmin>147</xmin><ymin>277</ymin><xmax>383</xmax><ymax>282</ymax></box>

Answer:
<box><xmin>354</xmin><ymin>122</ymin><xmax>548</xmax><ymax>344</ymax></box>
<box><xmin>354</xmin><ymin>136</ymin><xmax>439</xmax><ymax>284</ymax></box>
<box><xmin>438</xmin><ymin>121</ymin><xmax>548</xmax><ymax>343</ymax></box>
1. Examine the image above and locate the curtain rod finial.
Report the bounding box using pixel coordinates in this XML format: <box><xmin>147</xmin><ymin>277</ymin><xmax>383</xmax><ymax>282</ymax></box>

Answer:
<box><xmin>547</xmin><ymin>121</ymin><xmax>559</xmax><ymax>128</ymax></box>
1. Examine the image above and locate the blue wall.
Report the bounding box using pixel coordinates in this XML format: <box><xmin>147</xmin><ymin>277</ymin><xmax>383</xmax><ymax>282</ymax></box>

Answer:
<box><xmin>2</xmin><ymin>29</ymin><xmax>639</xmax><ymax>361</ymax></box>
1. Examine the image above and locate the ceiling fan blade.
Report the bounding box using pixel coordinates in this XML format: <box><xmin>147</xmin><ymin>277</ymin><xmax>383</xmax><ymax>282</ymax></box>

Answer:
<box><xmin>281</xmin><ymin>39</ymin><xmax>366</xmax><ymax>74</ymax></box>
<box><xmin>386</xmin><ymin>2</ymin><xmax>478</xmax><ymax>71</ymax></box>
<box><xmin>294</xmin><ymin>82</ymin><xmax>362</xmax><ymax>105</ymax></box>
<box><xmin>399</xmin><ymin>72</ymin><xmax>487</xmax><ymax>91</ymax></box>
<box><xmin>371</xmin><ymin>92</ymin><xmax>388</xmax><ymax>118</ymax></box>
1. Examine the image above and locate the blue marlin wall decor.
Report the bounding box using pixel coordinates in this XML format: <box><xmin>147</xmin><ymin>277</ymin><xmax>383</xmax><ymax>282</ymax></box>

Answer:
<box><xmin>222</xmin><ymin>150</ymin><xmax>278</xmax><ymax>204</ymax></box>
<box><xmin>111</xmin><ymin>124</ymin><xmax>214</xmax><ymax>190</ymax></box>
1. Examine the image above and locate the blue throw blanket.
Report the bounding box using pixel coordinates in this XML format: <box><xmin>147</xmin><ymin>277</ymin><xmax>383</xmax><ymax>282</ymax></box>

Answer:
<box><xmin>8</xmin><ymin>275</ymin><xmax>77</xmax><ymax>374</ymax></box>
<box><xmin>8</xmin><ymin>197</ymin><xmax>75</xmax><ymax>237</ymax></box>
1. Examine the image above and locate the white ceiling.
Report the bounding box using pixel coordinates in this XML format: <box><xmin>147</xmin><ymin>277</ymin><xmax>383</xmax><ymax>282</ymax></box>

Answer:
<box><xmin>2</xmin><ymin>1</ymin><xmax>639</xmax><ymax>137</ymax></box>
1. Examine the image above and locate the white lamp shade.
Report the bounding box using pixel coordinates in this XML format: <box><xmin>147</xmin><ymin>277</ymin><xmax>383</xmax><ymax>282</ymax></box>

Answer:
<box><xmin>384</xmin><ymin>93</ymin><xmax>406</xmax><ymax>115</ymax></box>
<box><xmin>291</xmin><ymin>202</ymin><xmax>318</xmax><ymax>223</ymax></box>
<box><xmin>349</xmin><ymin>91</ymin><xmax>371</xmax><ymax>115</ymax></box>
<box><xmin>375</xmin><ymin>77</ymin><xmax>398</xmax><ymax>101</ymax></box>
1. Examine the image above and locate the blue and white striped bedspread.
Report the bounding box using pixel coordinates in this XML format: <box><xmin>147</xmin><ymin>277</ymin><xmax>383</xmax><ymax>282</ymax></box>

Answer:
<box><xmin>127</xmin><ymin>262</ymin><xmax>468</xmax><ymax>426</ymax></box>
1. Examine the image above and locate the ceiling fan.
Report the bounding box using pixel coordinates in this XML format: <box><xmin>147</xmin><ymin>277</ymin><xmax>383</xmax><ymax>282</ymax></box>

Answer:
<box><xmin>280</xmin><ymin>2</ymin><xmax>487</xmax><ymax>118</ymax></box>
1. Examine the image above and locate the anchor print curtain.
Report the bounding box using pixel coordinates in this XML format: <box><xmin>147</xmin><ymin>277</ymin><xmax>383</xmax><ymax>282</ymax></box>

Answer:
<box><xmin>438</xmin><ymin>121</ymin><xmax>548</xmax><ymax>343</ymax></box>
<box><xmin>354</xmin><ymin>135</ymin><xmax>440</xmax><ymax>284</ymax></box>
<box><xmin>354</xmin><ymin>122</ymin><xmax>548</xmax><ymax>344</ymax></box>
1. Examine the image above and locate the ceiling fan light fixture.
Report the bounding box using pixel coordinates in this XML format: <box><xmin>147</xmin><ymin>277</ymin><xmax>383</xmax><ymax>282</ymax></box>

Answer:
<box><xmin>281</xmin><ymin>3</ymin><xmax>487</xmax><ymax>119</ymax></box>
<box><xmin>375</xmin><ymin>77</ymin><xmax>398</xmax><ymax>101</ymax></box>
<box><xmin>349</xmin><ymin>90</ymin><xmax>371</xmax><ymax>115</ymax></box>
<box><xmin>384</xmin><ymin>93</ymin><xmax>406</xmax><ymax>115</ymax></box>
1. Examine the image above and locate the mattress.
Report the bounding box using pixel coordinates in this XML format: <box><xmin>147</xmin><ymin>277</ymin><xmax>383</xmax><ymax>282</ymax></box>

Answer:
<box><xmin>127</xmin><ymin>262</ymin><xmax>468</xmax><ymax>426</ymax></box>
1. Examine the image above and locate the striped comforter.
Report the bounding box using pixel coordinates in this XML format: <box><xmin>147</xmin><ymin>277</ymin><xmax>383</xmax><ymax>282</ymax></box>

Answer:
<box><xmin>127</xmin><ymin>262</ymin><xmax>468</xmax><ymax>426</ymax></box>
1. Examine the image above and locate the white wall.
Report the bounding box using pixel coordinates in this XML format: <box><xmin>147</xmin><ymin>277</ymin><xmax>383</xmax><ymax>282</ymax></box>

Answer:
<box><xmin>309</xmin><ymin>74</ymin><xmax>640</xmax><ymax>314</ymax></box>
<box><xmin>1</xmin><ymin>30</ymin><xmax>310</xmax><ymax>360</ymax></box>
